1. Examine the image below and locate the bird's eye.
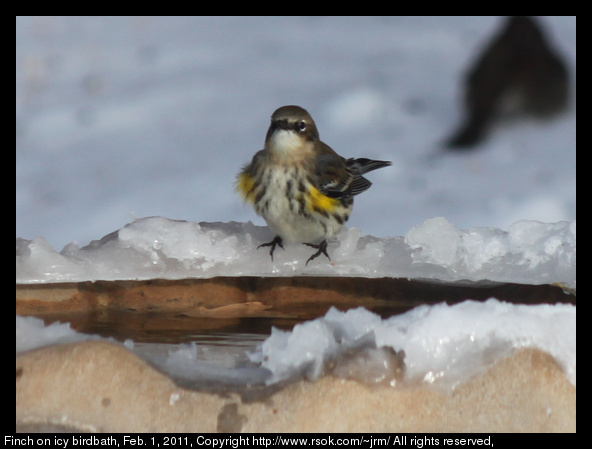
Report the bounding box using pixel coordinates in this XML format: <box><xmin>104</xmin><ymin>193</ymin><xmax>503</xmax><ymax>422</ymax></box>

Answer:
<box><xmin>296</xmin><ymin>121</ymin><xmax>307</xmax><ymax>132</ymax></box>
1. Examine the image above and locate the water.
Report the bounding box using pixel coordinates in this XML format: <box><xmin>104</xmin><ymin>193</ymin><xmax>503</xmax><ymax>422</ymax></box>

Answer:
<box><xmin>38</xmin><ymin>309</ymin><xmax>300</xmax><ymax>344</ymax></box>
<box><xmin>24</xmin><ymin>280</ymin><xmax>574</xmax><ymax>393</ymax></box>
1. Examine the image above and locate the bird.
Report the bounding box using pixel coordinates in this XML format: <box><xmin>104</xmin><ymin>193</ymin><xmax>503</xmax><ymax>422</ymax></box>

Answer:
<box><xmin>236</xmin><ymin>105</ymin><xmax>391</xmax><ymax>264</ymax></box>
<box><xmin>446</xmin><ymin>16</ymin><xmax>570</xmax><ymax>149</ymax></box>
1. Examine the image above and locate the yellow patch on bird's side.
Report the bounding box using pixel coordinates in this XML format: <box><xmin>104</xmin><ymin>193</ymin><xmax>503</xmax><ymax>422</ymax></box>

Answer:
<box><xmin>236</xmin><ymin>172</ymin><xmax>256</xmax><ymax>203</ymax></box>
<box><xmin>306</xmin><ymin>186</ymin><xmax>339</xmax><ymax>213</ymax></box>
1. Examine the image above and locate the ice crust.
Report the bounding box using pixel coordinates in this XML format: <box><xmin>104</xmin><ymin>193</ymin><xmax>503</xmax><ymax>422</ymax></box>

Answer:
<box><xmin>16</xmin><ymin>299</ymin><xmax>576</xmax><ymax>389</ymax></box>
<box><xmin>16</xmin><ymin>216</ymin><xmax>576</xmax><ymax>288</ymax></box>
<box><xmin>15</xmin><ymin>216</ymin><xmax>576</xmax><ymax>389</ymax></box>
<box><xmin>249</xmin><ymin>301</ymin><xmax>576</xmax><ymax>388</ymax></box>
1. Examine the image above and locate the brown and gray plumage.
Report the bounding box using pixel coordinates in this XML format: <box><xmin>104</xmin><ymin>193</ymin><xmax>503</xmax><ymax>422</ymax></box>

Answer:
<box><xmin>237</xmin><ymin>105</ymin><xmax>391</xmax><ymax>263</ymax></box>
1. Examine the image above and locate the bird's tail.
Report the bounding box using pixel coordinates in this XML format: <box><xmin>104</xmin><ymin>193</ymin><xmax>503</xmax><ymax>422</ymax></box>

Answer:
<box><xmin>347</xmin><ymin>158</ymin><xmax>392</xmax><ymax>174</ymax></box>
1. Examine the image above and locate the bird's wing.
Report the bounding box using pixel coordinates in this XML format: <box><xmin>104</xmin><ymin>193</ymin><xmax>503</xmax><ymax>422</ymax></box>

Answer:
<box><xmin>315</xmin><ymin>153</ymin><xmax>371</xmax><ymax>199</ymax></box>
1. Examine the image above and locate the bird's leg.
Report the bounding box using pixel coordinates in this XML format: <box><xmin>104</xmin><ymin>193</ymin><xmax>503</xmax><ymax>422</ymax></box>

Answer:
<box><xmin>304</xmin><ymin>239</ymin><xmax>331</xmax><ymax>265</ymax></box>
<box><xmin>258</xmin><ymin>236</ymin><xmax>284</xmax><ymax>260</ymax></box>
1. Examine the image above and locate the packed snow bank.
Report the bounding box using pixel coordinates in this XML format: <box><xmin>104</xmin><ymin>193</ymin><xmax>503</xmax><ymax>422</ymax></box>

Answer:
<box><xmin>16</xmin><ymin>299</ymin><xmax>576</xmax><ymax>389</ymax></box>
<box><xmin>16</xmin><ymin>216</ymin><xmax>576</xmax><ymax>287</ymax></box>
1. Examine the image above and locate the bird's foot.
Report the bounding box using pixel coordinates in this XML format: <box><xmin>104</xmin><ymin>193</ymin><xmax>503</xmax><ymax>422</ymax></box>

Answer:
<box><xmin>258</xmin><ymin>236</ymin><xmax>284</xmax><ymax>261</ymax></box>
<box><xmin>304</xmin><ymin>240</ymin><xmax>331</xmax><ymax>265</ymax></box>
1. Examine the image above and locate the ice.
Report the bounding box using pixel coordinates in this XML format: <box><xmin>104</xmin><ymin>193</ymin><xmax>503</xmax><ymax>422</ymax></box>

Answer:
<box><xmin>163</xmin><ymin>342</ymin><xmax>270</xmax><ymax>388</ymax></box>
<box><xmin>15</xmin><ymin>215</ymin><xmax>576</xmax><ymax>392</ymax></box>
<box><xmin>16</xmin><ymin>299</ymin><xmax>576</xmax><ymax>391</ymax></box>
<box><xmin>15</xmin><ymin>17</ymin><xmax>576</xmax><ymax>395</ymax></box>
<box><xmin>405</xmin><ymin>217</ymin><xmax>576</xmax><ymax>286</ymax></box>
<box><xmin>249</xmin><ymin>322</ymin><xmax>340</xmax><ymax>382</ymax></box>
<box><xmin>16</xmin><ymin>216</ymin><xmax>576</xmax><ymax>288</ymax></box>
<box><xmin>250</xmin><ymin>301</ymin><xmax>576</xmax><ymax>389</ymax></box>
<box><xmin>406</xmin><ymin>217</ymin><xmax>460</xmax><ymax>266</ymax></box>
<box><xmin>15</xmin><ymin>315</ymin><xmax>270</xmax><ymax>389</ymax></box>
<box><xmin>16</xmin><ymin>315</ymin><xmax>94</xmax><ymax>353</ymax></box>
<box><xmin>374</xmin><ymin>300</ymin><xmax>577</xmax><ymax>387</ymax></box>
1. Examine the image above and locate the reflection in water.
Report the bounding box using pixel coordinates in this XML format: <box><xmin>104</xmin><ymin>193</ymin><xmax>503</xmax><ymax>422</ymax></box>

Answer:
<box><xmin>39</xmin><ymin>310</ymin><xmax>300</xmax><ymax>344</ymax></box>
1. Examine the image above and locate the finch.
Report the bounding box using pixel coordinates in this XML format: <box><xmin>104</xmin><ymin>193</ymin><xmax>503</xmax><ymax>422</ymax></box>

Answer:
<box><xmin>237</xmin><ymin>105</ymin><xmax>391</xmax><ymax>264</ymax></box>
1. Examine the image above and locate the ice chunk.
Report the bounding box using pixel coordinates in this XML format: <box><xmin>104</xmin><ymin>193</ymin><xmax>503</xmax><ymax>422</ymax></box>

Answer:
<box><xmin>16</xmin><ymin>237</ymin><xmax>86</xmax><ymax>283</ymax></box>
<box><xmin>249</xmin><ymin>321</ymin><xmax>340</xmax><ymax>382</ymax></box>
<box><xmin>376</xmin><ymin>299</ymin><xmax>576</xmax><ymax>388</ymax></box>
<box><xmin>330</xmin><ymin>346</ymin><xmax>405</xmax><ymax>386</ymax></box>
<box><xmin>406</xmin><ymin>217</ymin><xmax>460</xmax><ymax>266</ymax></box>
<box><xmin>404</xmin><ymin>217</ymin><xmax>575</xmax><ymax>286</ymax></box>
<box><xmin>117</xmin><ymin>217</ymin><xmax>239</xmax><ymax>270</ymax></box>
<box><xmin>16</xmin><ymin>316</ymin><xmax>90</xmax><ymax>353</ymax></box>
<box><xmin>250</xmin><ymin>300</ymin><xmax>576</xmax><ymax>389</ymax></box>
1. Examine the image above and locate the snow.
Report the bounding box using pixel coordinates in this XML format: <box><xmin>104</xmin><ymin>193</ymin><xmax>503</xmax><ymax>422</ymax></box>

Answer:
<box><xmin>16</xmin><ymin>216</ymin><xmax>576</xmax><ymax>287</ymax></box>
<box><xmin>15</xmin><ymin>315</ymin><xmax>89</xmax><ymax>353</ymax></box>
<box><xmin>15</xmin><ymin>217</ymin><xmax>576</xmax><ymax>391</ymax></box>
<box><xmin>15</xmin><ymin>17</ymin><xmax>576</xmax><ymax>393</ymax></box>
<box><xmin>16</xmin><ymin>299</ymin><xmax>576</xmax><ymax>390</ymax></box>
<box><xmin>16</xmin><ymin>17</ymin><xmax>576</xmax><ymax>251</ymax></box>
<box><xmin>15</xmin><ymin>217</ymin><xmax>576</xmax><ymax>392</ymax></box>
<box><xmin>251</xmin><ymin>301</ymin><xmax>576</xmax><ymax>388</ymax></box>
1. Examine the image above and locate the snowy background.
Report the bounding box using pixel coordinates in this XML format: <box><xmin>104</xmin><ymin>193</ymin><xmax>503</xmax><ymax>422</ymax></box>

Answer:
<box><xmin>16</xmin><ymin>17</ymin><xmax>576</xmax><ymax>251</ymax></box>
